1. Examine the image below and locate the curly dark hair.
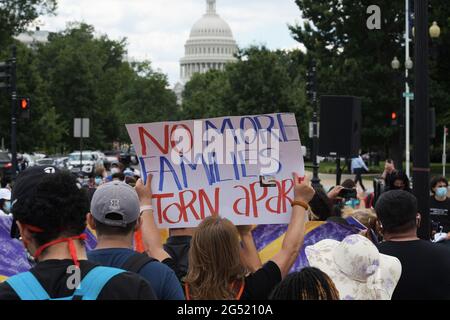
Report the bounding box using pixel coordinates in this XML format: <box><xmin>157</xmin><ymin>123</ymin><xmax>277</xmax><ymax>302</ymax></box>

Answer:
<box><xmin>13</xmin><ymin>171</ymin><xmax>89</xmax><ymax>246</ymax></box>
<box><xmin>269</xmin><ymin>267</ymin><xmax>340</xmax><ymax>300</ymax></box>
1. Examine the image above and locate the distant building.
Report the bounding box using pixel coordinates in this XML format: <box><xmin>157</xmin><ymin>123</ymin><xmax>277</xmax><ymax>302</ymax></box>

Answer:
<box><xmin>15</xmin><ymin>28</ymin><xmax>50</xmax><ymax>49</ymax></box>
<box><xmin>174</xmin><ymin>0</ymin><xmax>238</xmax><ymax>104</ymax></box>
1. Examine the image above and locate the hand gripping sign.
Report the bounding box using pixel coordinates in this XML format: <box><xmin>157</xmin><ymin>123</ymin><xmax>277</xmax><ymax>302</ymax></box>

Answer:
<box><xmin>126</xmin><ymin>113</ymin><xmax>305</xmax><ymax>228</ymax></box>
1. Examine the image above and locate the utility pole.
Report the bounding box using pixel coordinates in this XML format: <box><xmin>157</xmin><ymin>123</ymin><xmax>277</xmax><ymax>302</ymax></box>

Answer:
<box><xmin>413</xmin><ymin>0</ymin><xmax>431</xmax><ymax>240</ymax></box>
<box><xmin>405</xmin><ymin>0</ymin><xmax>412</xmax><ymax>178</ymax></box>
<box><xmin>307</xmin><ymin>59</ymin><xmax>321</xmax><ymax>188</ymax></box>
<box><xmin>443</xmin><ymin>127</ymin><xmax>447</xmax><ymax>177</ymax></box>
<box><xmin>10</xmin><ymin>45</ymin><xmax>18</xmax><ymax>179</ymax></box>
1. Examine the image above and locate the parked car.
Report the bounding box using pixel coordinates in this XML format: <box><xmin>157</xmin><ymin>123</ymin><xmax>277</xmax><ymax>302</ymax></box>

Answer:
<box><xmin>92</xmin><ymin>151</ymin><xmax>106</xmax><ymax>167</ymax></box>
<box><xmin>103</xmin><ymin>151</ymin><xmax>120</xmax><ymax>170</ymax></box>
<box><xmin>54</xmin><ymin>157</ymin><xmax>69</xmax><ymax>169</ymax></box>
<box><xmin>33</xmin><ymin>153</ymin><xmax>47</xmax><ymax>160</ymax></box>
<box><xmin>35</xmin><ymin>158</ymin><xmax>57</xmax><ymax>166</ymax></box>
<box><xmin>22</xmin><ymin>153</ymin><xmax>37</xmax><ymax>167</ymax></box>
<box><xmin>0</xmin><ymin>152</ymin><xmax>12</xmax><ymax>178</ymax></box>
<box><xmin>119</xmin><ymin>145</ymin><xmax>138</xmax><ymax>166</ymax></box>
<box><xmin>67</xmin><ymin>151</ymin><xmax>102</xmax><ymax>176</ymax></box>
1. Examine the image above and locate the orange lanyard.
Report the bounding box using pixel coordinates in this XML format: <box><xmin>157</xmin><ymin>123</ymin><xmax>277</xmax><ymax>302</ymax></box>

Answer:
<box><xmin>185</xmin><ymin>280</ymin><xmax>245</xmax><ymax>300</ymax></box>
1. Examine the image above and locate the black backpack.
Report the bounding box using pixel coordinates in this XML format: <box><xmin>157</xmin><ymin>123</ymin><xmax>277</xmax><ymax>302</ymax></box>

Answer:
<box><xmin>122</xmin><ymin>252</ymin><xmax>158</xmax><ymax>273</ymax></box>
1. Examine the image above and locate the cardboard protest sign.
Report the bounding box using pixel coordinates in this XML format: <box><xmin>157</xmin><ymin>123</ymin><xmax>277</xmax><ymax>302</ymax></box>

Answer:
<box><xmin>126</xmin><ymin>113</ymin><xmax>304</xmax><ymax>228</ymax></box>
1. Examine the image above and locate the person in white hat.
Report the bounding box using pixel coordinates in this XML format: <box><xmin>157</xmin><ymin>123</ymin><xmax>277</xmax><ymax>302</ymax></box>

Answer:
<box><xmin>305</xmin><ymin>234</ymin><xmax>402</xmax><ymax>300</ymax></box>
<box><xmin>0</xmin><ymin>188</ymin><xmax>11</xmax><ymax>216</ymax></box>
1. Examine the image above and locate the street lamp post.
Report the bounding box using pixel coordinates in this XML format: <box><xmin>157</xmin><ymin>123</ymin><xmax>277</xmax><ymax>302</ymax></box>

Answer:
<box><xmin>308</xmin><ymin>59</ymin><xmax>321</xmax><ymax>189</ymax></box>
<box><xmin>429</xmin><ymin>21</ymin><xmax>440</xmax><ymax>65</ymax></box>
<box><xmin>413</xmin><ymin>0</ymin><xmax>430</xmax><ymax>240</ymax></box>
<box><xmin>404</xmin><ymin>0</ymin><xmax>412</xmax><ymax>179</ymax></box>
<box><xmin>391</xmin><ymin>56</ymin><xmax>405</xmax><ymax>172</ymax></box>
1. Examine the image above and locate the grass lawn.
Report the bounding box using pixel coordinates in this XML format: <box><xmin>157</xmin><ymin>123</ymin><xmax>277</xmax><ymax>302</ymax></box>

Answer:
<box><xmin>305</xmin><ymin>161</ymin><xmax>450</xmax><ymax>179</ymax></box>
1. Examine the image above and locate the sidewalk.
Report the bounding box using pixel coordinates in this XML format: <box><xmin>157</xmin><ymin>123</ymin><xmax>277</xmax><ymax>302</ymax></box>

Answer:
<box><xmin>304</xmin><ymin>171</ymin><xmax>377</xmax><ymax>193</ymax></box>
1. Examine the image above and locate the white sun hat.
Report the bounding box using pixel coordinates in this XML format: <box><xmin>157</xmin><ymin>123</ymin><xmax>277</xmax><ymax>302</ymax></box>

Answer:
<box><xmin>0</xmin><ymin>188</ymin><xmax>11</xmax><ymax>200</ymax></box>
<box><xmin>305</xmin><ymin>234</ymin><xmax>402</xmax><ymax>300</ymax></box>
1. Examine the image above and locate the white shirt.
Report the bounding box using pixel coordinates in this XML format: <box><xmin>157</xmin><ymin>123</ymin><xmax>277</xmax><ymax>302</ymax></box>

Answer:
<box><xmin>351</xmin><ymin>156</ymin><xmax>369</xmax><ymax>173</ymax></box>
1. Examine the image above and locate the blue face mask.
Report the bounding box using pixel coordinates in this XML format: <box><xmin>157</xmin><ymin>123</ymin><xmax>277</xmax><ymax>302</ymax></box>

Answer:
<box><xmin>345</xmin><ymin>199</ymin><xmax>360</xmax><ymax>209</ymax></box>
<box><xmin>95</xmin><ymin>178</ymin><xmax>102</xmax><ymax>186</ymax></box>
<box><xmin>3</xmin><ymin>201</ymin><xmax>11</xmax><ymax>214</ymax></box>
<box><xmin>436</xmin><ymin>187</ymin><xmax>448</xmax><ymax>198</ymax></box>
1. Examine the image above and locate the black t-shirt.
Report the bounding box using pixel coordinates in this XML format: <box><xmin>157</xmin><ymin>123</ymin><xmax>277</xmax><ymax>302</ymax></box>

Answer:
<box><xmin>384</xmin><ymin>171</ymin><xmax>397</xmax><ymax>191</ymax></box>
<box><xmin>0</xmin><ymin>259</ymin><xmax>156</xmax><ymax>300</ymax></box>
<box><xmin>240</xmin><ymin>261</ymin><xmax>282</xmax><ymax>300</ymax></box>
<box><xmin>430</xmin><ymin>196</ymin><xmax>450</xmax><ymax>232</ymax></box>
<box><xmin>163</xmin><ymin>236</ymin><xmax>192</xmax><ymax>282</ymax></box>
<box><xmin>377</xmin><ymin>240</ymin><xmax>450</xmax><ymax>300</ymax></box>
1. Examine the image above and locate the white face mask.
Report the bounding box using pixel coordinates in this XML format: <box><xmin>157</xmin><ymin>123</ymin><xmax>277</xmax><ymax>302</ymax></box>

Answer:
<box><xmin>111</xmin><ymin>168</ymin><xmax>120</xmax><ymax>174</ymax></box>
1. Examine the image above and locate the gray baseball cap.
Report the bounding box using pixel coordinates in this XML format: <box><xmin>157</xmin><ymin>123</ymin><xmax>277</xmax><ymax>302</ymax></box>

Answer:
<box><xmin>90</xmin><ymin>181</ymin><xmax>140</xmax><ymax>227</ymax></box>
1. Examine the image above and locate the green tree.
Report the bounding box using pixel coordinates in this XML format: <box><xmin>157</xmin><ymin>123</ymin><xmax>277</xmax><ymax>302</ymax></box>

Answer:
<box><xmin>38</xmin><ymin>106</ymin><xmax>68</xmax><ymax>154</ymax></box>
<box><xmin>181</xmin><ymin>69</ymin><xmax>229</xmax><ymax>119</ymax></box>
<box><xmin>290</xmin><ymin>0</ymin><xmax>450</xmax><ymax>158</ymax></box>
<box><xmin>114</xmin><ymin>61</ymin><xmax>179</xmax><ymax>141</ymax></box>
<box><xmin>1</xmin><ymin>22</ymin><xmax>179</xmax><ymax>153</ymax></box>
<box><xmin>181</xmin><ymin>46</ymin><xmax>311</xmax><ymax>141</ymax></box>
<box><xmin>0</xmin><ymin>41</ymin><xmax>51</xmax><ymax>153</ymax></box>
<box><xmin>34</xmin><ymin>23</ymin><xmax>164</xmax><ymax>150</ymax></box>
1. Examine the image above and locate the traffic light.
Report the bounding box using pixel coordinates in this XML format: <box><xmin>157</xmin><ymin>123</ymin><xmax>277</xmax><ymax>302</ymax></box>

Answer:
<box><xmin>391</xmin><ymin>112</ymin><xmax>398</xmax><ymax>126</ymax></box>
<box><xmin>17</xmin><ymin>97</ymin><xmax>30</xmax><ymax>119</ymax></box>
<box><xmin>0</xmin><ymin>61</ymin><xmax>11</xmax><ymax>90</ymax></box>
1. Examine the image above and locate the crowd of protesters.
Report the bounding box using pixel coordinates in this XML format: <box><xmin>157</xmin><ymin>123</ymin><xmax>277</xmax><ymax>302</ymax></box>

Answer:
<box><xmin>0</xmin><ymin>156</ymin><xmax>449</xmax><ymax>300</ymax></box>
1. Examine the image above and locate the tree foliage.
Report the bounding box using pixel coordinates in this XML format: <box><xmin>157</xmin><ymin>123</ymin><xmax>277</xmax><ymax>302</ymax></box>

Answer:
<box><xmin>0</xmin><ymin>0</ymin><xmax>57</xmax><ymax>45</ymax></box>
<box><xmin>0</xmin><ymin>23</ymin><xmax>178</xmax><ymax>154</ymax></box>
<box><xmin>181</xmin><ymin>46</ymin><xmax>311</xmax><ymax>142</ymax></box>
<box><xmin>289</xmin><ymin>0</ymin><xmax>450</xmax><ymax>155</ymax></box>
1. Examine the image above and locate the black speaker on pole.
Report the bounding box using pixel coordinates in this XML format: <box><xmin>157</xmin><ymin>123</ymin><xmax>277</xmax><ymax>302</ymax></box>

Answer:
<box><xmin>318</xmin><ymin>95</ymin><xmax>362</xmax><ymax>158</ymax></box>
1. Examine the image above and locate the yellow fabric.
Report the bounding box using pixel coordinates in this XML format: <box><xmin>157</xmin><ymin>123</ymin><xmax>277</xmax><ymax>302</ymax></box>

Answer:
<box><xmin>0</xmin><ymin>275</ymin><xmax>7</xmax><ymax>283</ymax></box>
<box><xmin>160</xmin><ymin>229</ymin><xmax>169</xmax><ymax>243</ymax></box>
<box><xmin>258</xmin><ymin>221</ymin><xmax>325</xmax><ymax>264</ymax></box>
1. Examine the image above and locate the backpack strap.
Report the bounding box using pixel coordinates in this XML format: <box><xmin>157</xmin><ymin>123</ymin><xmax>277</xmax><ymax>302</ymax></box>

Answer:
<box><xmin>121</xmin><ymin>253</ymin><xmax>157</xmax><ymax>274</ymax></box>
<box><xmin>6</xmin><ymin>272</ymin><xmax>51</xmax><ymax>300</ymax></box>
<box><xmin>73</xmin><ymin>266</ymin><xmax>124</xmax><ymax>300</ymax></box>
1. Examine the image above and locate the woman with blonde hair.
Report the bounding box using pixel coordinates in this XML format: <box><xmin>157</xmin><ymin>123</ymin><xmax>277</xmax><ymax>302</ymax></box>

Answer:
<box><xmin>137</xmin><ymin>173</ymin><xmax>315</xmax><ymax>300</ymax></box>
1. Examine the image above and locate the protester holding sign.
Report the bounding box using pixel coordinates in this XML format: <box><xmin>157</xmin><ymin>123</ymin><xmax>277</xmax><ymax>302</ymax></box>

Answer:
<box><xmin>86</xmin><ymin>181</ymin><xmax>184</xmax><ymax>300</ymax></box>
<box><xmin>126</xmin><ymin>113</ymin><xmax>306</xmax><ymax>229</ymax></box>
<box><xmin>138</xmin><ymin>171</ymin><xmax>314</xmax><ymax>300</ymax></box>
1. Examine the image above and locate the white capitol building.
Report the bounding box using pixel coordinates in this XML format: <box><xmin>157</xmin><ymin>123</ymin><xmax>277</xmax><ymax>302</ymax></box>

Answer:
<box><xmin>174</xmin><ymin>0</ymin><xmax>238</xmax><ymax>103</ymax></box>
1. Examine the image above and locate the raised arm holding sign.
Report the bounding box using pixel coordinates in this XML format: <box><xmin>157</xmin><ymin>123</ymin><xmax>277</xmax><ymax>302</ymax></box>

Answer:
<box><xmin>129</xmin><ymin>113</ymin><xmax>315</xmax><ymax>299</ymax></box>
<box><xmin>126</xmin><ymin>113</ymin><xmax>305</xmax><ymax>229</ymax></box>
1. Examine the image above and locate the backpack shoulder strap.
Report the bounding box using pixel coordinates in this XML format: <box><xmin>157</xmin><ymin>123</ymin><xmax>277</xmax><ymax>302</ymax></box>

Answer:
<box><xmin>6</xmin><ymin>272</ymin><xmax>50</xmax><ymax>300</ymax></box>
<box><xmin>73</xmin><ymin>266</ymin><xmax>124</xmax><ymax>300</ymax></box>
<box><xmin>122</xmin><ymin>252</ymin><xmax>158</xmax><ymax>274</ymax></box>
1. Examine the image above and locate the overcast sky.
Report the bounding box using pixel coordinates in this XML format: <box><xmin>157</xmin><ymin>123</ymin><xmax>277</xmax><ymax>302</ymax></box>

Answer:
<box><xmin>39</xmin><ymin>0</ymin><xmax>304</xmax><ymax>86</ymax></box>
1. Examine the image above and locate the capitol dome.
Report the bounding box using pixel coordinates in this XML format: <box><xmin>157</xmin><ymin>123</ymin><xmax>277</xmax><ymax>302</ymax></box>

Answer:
<box><xmin>179</xmin><ymin>0</ymin><xmax>238</xmax><ymax>84</ymax></box>
<box><xmin>189</xmin><ymin>14</ymin><xmax>234</xmax><ymax>38</ymax></box>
